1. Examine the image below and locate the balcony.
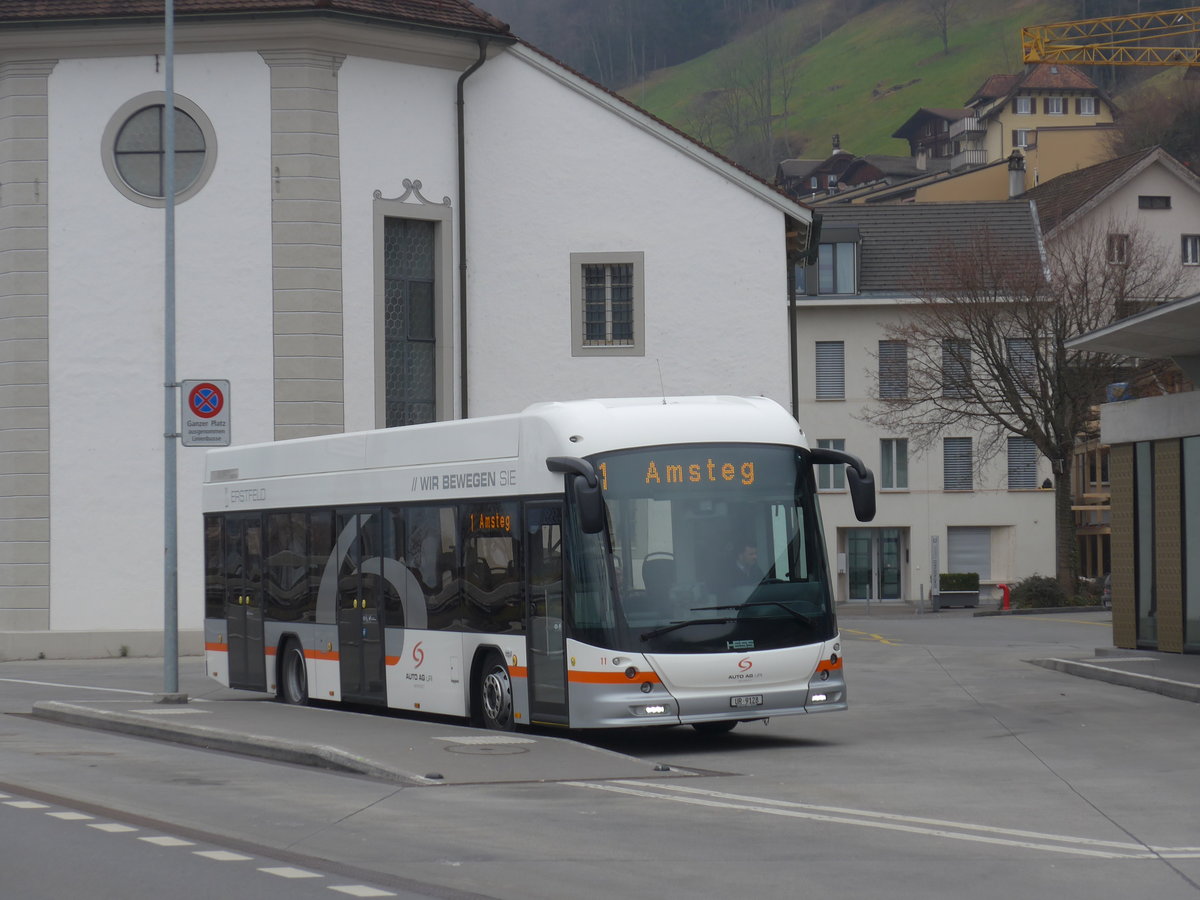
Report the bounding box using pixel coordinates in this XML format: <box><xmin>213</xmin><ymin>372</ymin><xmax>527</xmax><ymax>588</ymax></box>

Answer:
<box><xmin>950</xmin><ymin>149</ymin><xmax>988</xmax><ymax>171</ymax></box>
<box><xmin>948</xmin><ymin>116</ymin><xmax>983</xmax><ymax>140</ymax></box>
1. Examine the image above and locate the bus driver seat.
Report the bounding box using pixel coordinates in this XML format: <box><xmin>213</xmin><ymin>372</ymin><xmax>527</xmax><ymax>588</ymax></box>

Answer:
<box><xmin>641</xmin><ymin>553</ymin><xmax>675</xmax><ymax>600</ymax></box>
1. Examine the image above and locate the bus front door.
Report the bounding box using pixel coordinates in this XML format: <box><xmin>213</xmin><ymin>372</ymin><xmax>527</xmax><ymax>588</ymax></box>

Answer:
<box><xmin>335</xmin><ymin>509</ymin><xmax>386</xmax><ymax>705</ymax></box>
<box><xmin>525</xmin><ymin>503</ymin><xmax>568</xmax><ymax>725</ymax></box>
<box><xmin>225</xmin><ymin>512</ymin><xmax>266</xmax><ymax>691</ymax></box>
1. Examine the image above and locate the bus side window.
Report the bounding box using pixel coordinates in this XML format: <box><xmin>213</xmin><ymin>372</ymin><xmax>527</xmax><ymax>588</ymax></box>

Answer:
<box><xmin>308</xmin><ymin>510</ymin><xmax>334</xmax><ymax>613</ymax></box>
<box><xmin>266</xmin><ymin>511</ymin><xmax>309</xmax><ymax>622</ymax></box>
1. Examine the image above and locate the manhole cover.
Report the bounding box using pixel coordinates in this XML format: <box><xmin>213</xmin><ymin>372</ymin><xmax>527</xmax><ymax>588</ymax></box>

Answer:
<box><xmin>443</xmin><ymin>744</ymin><xmax>530</xmax><ymax>755</ymax></box>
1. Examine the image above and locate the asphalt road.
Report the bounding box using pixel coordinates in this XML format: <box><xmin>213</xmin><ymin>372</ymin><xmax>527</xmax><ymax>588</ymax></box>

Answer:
<box><xmin>1</xmin><ymin>609</ymin><xmax>1197</xmax><ymax>900</ymax></box>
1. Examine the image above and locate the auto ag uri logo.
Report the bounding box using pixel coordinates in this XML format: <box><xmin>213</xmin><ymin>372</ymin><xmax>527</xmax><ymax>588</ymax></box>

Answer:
<box><xmin>738</xmin><ymin>657</ymin><xmax>753</xmax><ymax>672</ymax></box>
<box><xmin>412</xmin><ymin>641</ymin><xmax>425</xmax><ymax>668</ymax></box>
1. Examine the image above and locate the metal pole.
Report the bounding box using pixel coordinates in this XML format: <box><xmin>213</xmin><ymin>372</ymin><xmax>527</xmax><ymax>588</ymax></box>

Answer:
<box><xmin>162</xmin><ymin>0</ymin><xmax>181</xmax><ymax>699</ymax></box>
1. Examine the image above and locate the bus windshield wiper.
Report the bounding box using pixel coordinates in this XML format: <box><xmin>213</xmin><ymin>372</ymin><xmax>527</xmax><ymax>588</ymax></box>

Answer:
<box><xmin>640</xmin><ymin>617</ymin><xmax>736</xmax><ymax>641</ymax></box>
<box><xmin>694</xmin><ymin>602</ymin><xmax>815</xmax><ymax>626</ymax></box>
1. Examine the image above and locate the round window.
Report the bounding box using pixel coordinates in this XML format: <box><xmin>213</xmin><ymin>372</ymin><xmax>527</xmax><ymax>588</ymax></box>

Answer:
<box><xmin>103</xmin><ymin>93</ymin><xmax>217</xmax><ymax>207</ymax></box>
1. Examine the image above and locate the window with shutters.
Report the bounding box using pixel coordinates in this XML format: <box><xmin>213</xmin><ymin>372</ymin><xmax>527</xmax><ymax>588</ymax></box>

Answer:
<box><xmin>817</xmin><ymin>438</ymin><xmax>845</xmax><ymax>491</ymax></box>
<box><xmin>1006</xmin><ymin>338</ymin><xmax>1036</xmax><ymax>397</ymax></box>
<box><xmin>941</xmin><ymin>340</ymin><xmax>971</xmax><ymax>399</ymax></box>
<box><xmin>815</xmin><ymin>341</ymin><xmax>845</xmax><ymax>400</ymax></box>
<box><xmin>881</xmin><ymin>438</ymin><xmax>908</xmax><ymax>490</ymax></box>
<box><xmin>1014</xmin><ymin>96</ymin><xmax>1033</xmax><ymax>114</ymax></box>
<box><xmin>943</xmin><ymin>437</ymin><xmax>973</xmax><ymax>491</ymax></box>
<box><xmin>1007</xmin><ymin>436</ymin><xmax>1038</xmax><ymax>490</ymax></box>
<box><xmin>947</xmin><ymin>526</ymin><xmax>991</xmax><ymax>579</ymax></box>
<box><xmin>570</xmin><ymin>252</ymin><xmax>645</xmax><ymax>357</ymax></box>
<box><xmin>1045</xmin><ymin>96</ymin><xmax>1065</xmax><ymax>115</ymax></box>
<box><xmin>1077</xmin><ymin>96</ymin><xmax>1097</xmax><ymax>115</ymax></box>
<box><xmin>878</xmin><ymin>340</ymin><xmax>908</xmax><ymax>399</ymax></box>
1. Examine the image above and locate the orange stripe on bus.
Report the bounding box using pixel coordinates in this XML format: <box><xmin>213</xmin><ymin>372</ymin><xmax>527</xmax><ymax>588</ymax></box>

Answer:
<box><xmin>509</xmin><ymin>666</ymin><xmax>528</xmax><ymax>679</ymax></box>
<box><xmin>385</xmin><ymin>656</ymin><xmax>401</xmax><ymax>666</ymax></box>
<box><xmin>205</xmin><ymin>642</ymin><xmax>227</xmax><ymax>653</ymax></box>
<box><xmin>816</xmin><ymin>657</ymin><xmax>843</xmax><ymax>672</ymax></box>
<box><xmin>304</xmin><ymin>649</ymin><xmax>339</xmax><ymax>662</ymax></box>
<box><xmin>568</xmin><ymin>670</ymin><xmax>662</xmax><ymax>685</ymax></box>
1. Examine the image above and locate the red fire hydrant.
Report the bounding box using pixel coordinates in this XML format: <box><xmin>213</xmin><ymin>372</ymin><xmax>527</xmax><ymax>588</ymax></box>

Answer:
<box><xmin>999</xmin><ymin>583</ymin><xmax>1011</xmax><ymax>611</ymax></box>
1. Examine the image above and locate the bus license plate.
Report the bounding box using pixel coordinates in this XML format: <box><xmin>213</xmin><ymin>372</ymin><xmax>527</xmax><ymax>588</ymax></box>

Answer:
<box><xmin>730</xmin><ymin>694</ymin><xmax>763</xmax><ymax>708</ymax></box>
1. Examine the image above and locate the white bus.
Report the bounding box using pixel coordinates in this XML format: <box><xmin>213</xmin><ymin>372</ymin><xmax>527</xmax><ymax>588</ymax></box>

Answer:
<box><xmin>202</xmin><ymin>396</ymin><xmax>875</xmax><ymax>732</ymax></box>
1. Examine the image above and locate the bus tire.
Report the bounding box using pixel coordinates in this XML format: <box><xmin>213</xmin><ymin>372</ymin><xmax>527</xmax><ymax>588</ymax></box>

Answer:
<box><xmin>278</xmin><ymin>640</ymin><xmax>309</xmax><ymax>706</ymax></box>
<box><xmin>476</xmin><ymin>650</ymin><xmax>515</xmax><ymax>731</ymax></box>
<box><xmin>692</xmin><ymin>720</ymin><xmax>737</xmax><ymax>735</ymax></box>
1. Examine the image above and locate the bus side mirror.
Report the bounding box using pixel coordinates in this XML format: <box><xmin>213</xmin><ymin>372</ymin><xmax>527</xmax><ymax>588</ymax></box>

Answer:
<box><xmin>546</xmin><ymin>456</ymin><xmax>606</xmax><ymax>534</ymax></box>
<box><xmin>808</xmin><ymin>447</ymin><xmax>876</xmax><ymax>523</ymax></box>
<box><xmin>846</xmin><ymin>466</ymin><xmax>876</xmax><ymax>523</ymax></box>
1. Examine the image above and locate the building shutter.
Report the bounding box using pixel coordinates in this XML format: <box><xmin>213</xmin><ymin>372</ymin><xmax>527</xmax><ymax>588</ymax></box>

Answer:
<box><xmin>947</xmin><ymin>526</ymin><xmax>991</xmax><ymax>579</ymax></box>
<box><xmin>943</xmin><ymin>437</ymin><xmax>973</xmax><ymax>491</ymax></box>
<box><xmin>815</xmin><ymin>341</ymin><xmax>845</xmax><ymax>400</ymax></box>
<box><xmin>1007</xmin><ymin>436</ymin><xmax>1038</xmax><ymax>490</ymax></box>
<box><xmin>879</xmin><ymin>340</ymin><xmax>908</xmax><ymax>399</ymax></box>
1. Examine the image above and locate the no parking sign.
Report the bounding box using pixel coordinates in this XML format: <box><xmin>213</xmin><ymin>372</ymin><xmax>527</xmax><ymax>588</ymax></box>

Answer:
<box><xmin>181</xmin><ymin>379</ymin><xmax>231</xmax><ymax>447</ymax></box>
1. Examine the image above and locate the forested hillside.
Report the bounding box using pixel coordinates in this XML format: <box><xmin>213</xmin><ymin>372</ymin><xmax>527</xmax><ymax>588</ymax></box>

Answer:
<box><xmin>486</xmin><ymin>0</ymin><xmax>1193</xmax><ymax>176</ymax></box>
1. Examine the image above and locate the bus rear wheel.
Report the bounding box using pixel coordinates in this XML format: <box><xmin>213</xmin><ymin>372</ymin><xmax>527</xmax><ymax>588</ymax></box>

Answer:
<box><xmin>477</xmin><ymin>651</ymin><xmax>515</xmax><ymax>731</ymax></box>
<box><xmin>278</xmin><ymin>640</ymin><xmax>308</xmax><ymax>706</ymax></box>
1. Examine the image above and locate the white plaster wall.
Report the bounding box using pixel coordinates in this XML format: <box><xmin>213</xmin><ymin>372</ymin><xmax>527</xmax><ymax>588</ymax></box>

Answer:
<box><xmin>461</xmin><ymin>49</ymin><xmax>792</xmax><ymax>414</ymax></box>
<box><xmin>338</xmin><ymin>56</ymin><xmax>463</xmax><ymax>432</ymax></box>
<box><xmin>1060</xmin><ymin>161</ymin><xmax>1200</xmax><ymax>297</ymax></box>
<box><xmin>48</xmin><ymin>53</ymin><xmax>273</xmax><ymax>631</ymax></box>
<box><xmin>793</xmin><ymin>304</ymin><xmax>1056</xmax><ymax>601</ymax></box>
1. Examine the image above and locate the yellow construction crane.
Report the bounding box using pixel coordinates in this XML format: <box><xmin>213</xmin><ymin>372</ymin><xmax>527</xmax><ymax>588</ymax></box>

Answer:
<box><xmin>1023</xmin><ymin>6</ymin><xmax>1200</xmax><ymax>66</ymax></box>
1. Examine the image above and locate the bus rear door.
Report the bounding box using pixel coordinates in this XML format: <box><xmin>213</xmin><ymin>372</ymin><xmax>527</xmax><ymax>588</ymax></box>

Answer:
<box><xmin>225</xmin><ymin>512</ymin><xmax>267</xmax><ymax>691</ymax></box>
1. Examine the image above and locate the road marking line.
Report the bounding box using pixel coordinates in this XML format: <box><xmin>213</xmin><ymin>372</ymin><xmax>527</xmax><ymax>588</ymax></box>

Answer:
<box><xmin>329</xmin><ymin>887</ymin><xmax>397</xmax><ymax>897</ymax></box>
<box><xmin>0</xmin><ymin>677</ymin><xmax>157</xmax><ymax>696</ymax></box>
<box><xmin>564</xmin><ymin>781</ymin><xmax>1168</xmax><ymax>860</ymax></box>
<box><xmin>195</xmin><ymin>850</ymin><xmax>253</xmax><ymax>861</ymax></box>
<box><xmin>140</xmin><ymin>836</ymin><xmax>195</xmax><ymax>847</ymax></box>
<box><xmin>89</xmin><ymin>822</ymin><xmax>138</xmax><ymax>833</ymax></box>
<box><xmin>47</xmin><ymin>812</ymin><xmax>93</xmax><ymax>821</ymax></box>
<box><xmin>4</xmin><ymin>800</ymin><xmax>49</xmax><ymax>809</ymax></box>
<box><xmin>842</xmin><ymin>628</ymin><xmax>901</xmax><ymax>645</ymax></box>
<box><xmin>260</xmin><ymin>866</ymin><xmax>322</xmax><ymax>879</ymax></box>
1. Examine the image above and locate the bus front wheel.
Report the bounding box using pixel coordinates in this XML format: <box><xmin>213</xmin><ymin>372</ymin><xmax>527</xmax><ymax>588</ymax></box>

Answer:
<box><xmin>477</xmin><ymin>651</ymin><xmax>515</xmax><ymax>731</ymax></box>
<box><xmin>278</xmin><ymin>640</ymin><xmax>308</xmax><ymax>706</ymax></box>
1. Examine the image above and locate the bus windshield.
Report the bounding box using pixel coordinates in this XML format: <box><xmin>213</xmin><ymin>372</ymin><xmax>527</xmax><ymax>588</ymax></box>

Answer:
<box><xmin>590</xmin><ymin>443</ymin><xmax>835</xmax><ymax>654</ymax></box>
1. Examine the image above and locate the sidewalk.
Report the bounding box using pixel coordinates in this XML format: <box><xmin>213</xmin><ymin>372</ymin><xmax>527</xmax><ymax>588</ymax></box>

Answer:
<box><xmin>30</xmin><ymin>697</ymin><xmax>684</xmax><ymax>786</ymax></box>
<box><xmin>1027</xmin><ymin>647</ymin><xmax>1200</xmax><ymax>704</ymax></box>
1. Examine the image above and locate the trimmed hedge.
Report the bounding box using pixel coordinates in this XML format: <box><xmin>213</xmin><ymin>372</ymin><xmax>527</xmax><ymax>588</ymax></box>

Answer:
<box><xmin>1010</xmin><ymin>574</ymin><xmax>1066</xmax><ymax>608</ymax></box>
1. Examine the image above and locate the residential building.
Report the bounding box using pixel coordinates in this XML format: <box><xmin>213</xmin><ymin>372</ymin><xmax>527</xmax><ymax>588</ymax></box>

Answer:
<box><xmin>1067</xmin><ymin>294</ymin><xmax>1200</xmax><ymax>654</ymax></box>
<box><xmin>0</xmin><ymin>0</ymin><xmax>815</xmax><ymax>656</ymax></box>
<box><xmin>791</xmin><ymin>202</ymin><xmax>1055</xmax><ymax>606</ymax></box>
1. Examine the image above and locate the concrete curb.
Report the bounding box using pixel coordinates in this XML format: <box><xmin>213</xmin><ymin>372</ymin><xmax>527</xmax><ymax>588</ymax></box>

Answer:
<box><xmin>1027</xmin><ymin>658</ymin><xmax>1200</xmax><ymax>704</ymax></box>
<box><xmin>974</xmin><ymin>605</ymin><xmax>1108</xmax><ymax>617</ymax></box>
<box><xmin>31</xmin><ymin>701</ymin><xmax>434</xmax><ymax>785</ymax></box>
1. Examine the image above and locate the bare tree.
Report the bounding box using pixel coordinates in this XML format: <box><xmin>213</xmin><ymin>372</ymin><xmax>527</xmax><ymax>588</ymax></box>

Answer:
<box><xmin>921</xmin><ymin>0</ymin><xmax>955</xmax><ymax>54</ymax></box>
<box><xmin>861</xmin><ymin>218</ymin><xmax>1185</xmax><ymax>593</ymax></box>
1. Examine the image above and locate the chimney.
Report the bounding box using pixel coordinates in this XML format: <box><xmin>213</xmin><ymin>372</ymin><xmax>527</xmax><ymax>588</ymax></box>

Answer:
<box><xmin>1007</xmin><ymin>150</ymin><xmax>1026</xmax><ymax>197</ymax></box>
<box><xmin>832</xmin><ymin>133</ymin><xmax>841</xmax><ymax>153</ymax></box>
<box><xmin>916</xmin><ymin>149</ymin><xmax>927</xmax><ymax>171</ymax></box>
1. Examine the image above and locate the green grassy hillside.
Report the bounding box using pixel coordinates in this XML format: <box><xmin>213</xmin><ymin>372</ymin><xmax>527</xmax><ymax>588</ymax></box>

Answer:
<box><xmin>624</xmin><ymin>0</ymin><xmax>1073</xmax><ymax>166</ymax></box>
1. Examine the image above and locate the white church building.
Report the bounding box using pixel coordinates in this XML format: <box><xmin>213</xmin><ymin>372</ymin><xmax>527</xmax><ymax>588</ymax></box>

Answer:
<box><xmin>0</xmin><ymin>0</ymin><xmax>817</xmax><ymax>656</ymax></box>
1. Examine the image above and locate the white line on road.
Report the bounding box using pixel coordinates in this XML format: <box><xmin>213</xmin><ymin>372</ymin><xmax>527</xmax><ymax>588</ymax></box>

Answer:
<box><xmin>260</xmin><ymin>866</ymin><xmax>322</xmax><ymax>879</ymax></box>
<box><xmin>194</xmin><ymin>850</ymin><xmax>254</xmax><ymax>862</ymax></box>
<box><xmin>0</xmin><ymin>677</ymin><xmax>157</xmax><ymax>696</ymax></box>
<box><xmin>565</xmin><ymin>780</ymin><xmax>1199</xmax><ymax>860</ymax></box>
<box><xmin>329</xmin><ymin>887</ymin><xmax>397</xmax><ymax>897</ymax></box>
